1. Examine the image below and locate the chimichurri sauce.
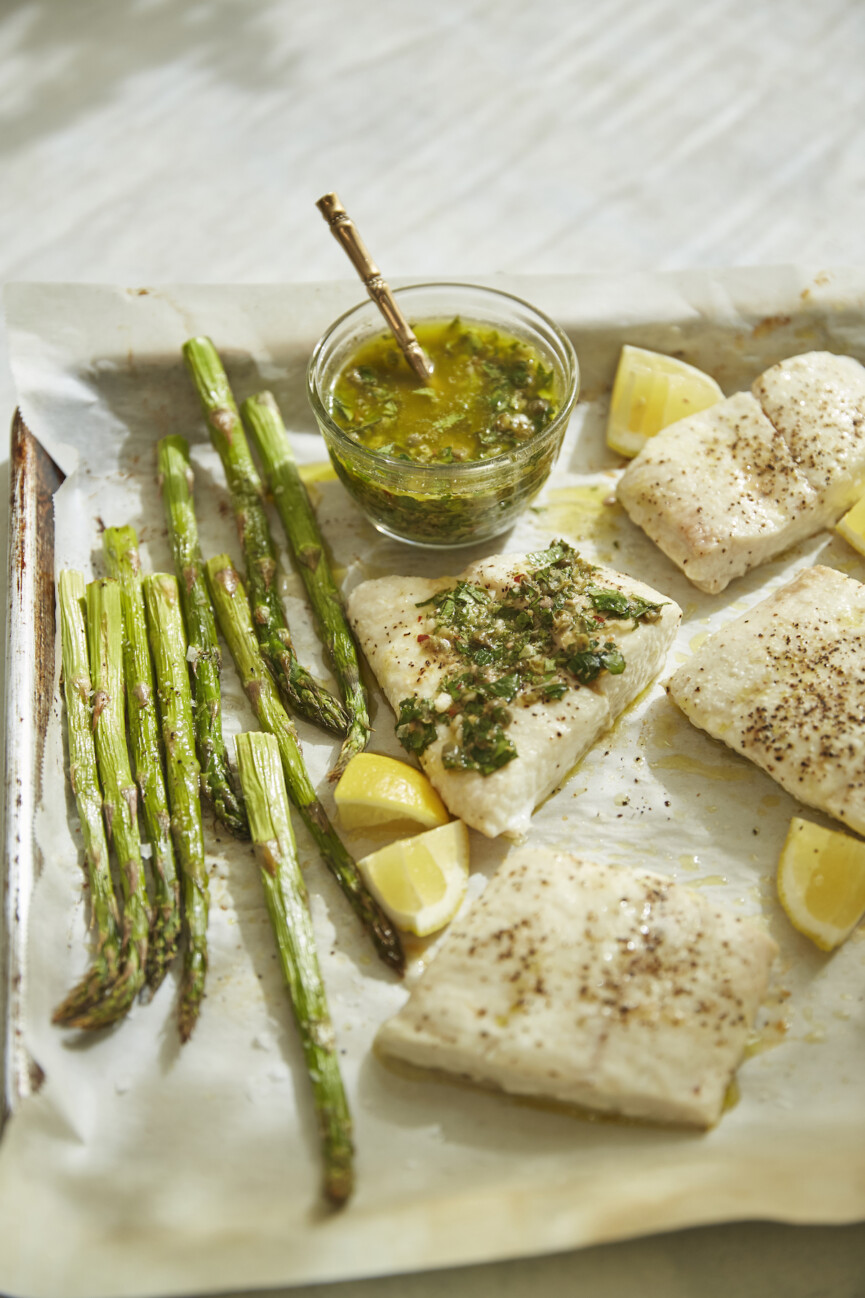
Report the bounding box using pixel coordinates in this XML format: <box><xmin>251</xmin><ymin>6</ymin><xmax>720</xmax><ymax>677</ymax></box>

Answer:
<box><xmin>329</xmin><ymin>317</ymin><xmax>559</xmax><ymax>464</ymax></box>
<box><xmin>395</xmin><ymin>540</ymin><xmax>664</xmax><ymax>776</ymax></box>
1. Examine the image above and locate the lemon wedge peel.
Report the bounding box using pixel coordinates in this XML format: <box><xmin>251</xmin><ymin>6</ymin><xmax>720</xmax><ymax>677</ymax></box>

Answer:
<box><xmin>776</xmin><ymin>817</ymin><xmax>865</xmax><ymax>951</ymax></box>
<box><xmin>834</xmin><ymin>494</ymin><xmax>865</xmax><ymax>557</ymax></box>
<box><xmin>606</xmin><ymin>345</ymin><xmax>724</xmax><ymax>459</ymax></box>
<box><xmin>357</xmin><ymin>820</ymin><xmax>470</xmax><ymax>937</ymax></box>
<box><xmin>334</xmin><ymin>753</ymin><xmax>450</xmax><ymax>832</ymax></box>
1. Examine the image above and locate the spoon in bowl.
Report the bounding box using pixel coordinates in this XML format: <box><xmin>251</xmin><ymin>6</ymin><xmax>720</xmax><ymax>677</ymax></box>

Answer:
<box><xmin>316</xmin><ymin>192</ymin><xmax>434</xmax><ymax>385</ymax></box>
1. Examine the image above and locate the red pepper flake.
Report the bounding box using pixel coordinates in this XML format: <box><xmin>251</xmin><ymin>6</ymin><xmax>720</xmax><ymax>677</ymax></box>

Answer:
<box><xmin>417</xmin><ymin>634</ymin><xmax>429</xmax><ymax>643</ymax></box>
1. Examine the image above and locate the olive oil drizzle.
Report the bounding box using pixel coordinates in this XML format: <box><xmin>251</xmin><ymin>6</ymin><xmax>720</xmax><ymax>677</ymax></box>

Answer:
<box><xmin>396</xmin><ymin>540</ymin><xmax>664</xmax><ymax>775</ymax></box>
<box><xmin>330</xmin><ymin>317</ymin><xmax>559</xmax><ymax>464</ymax></box>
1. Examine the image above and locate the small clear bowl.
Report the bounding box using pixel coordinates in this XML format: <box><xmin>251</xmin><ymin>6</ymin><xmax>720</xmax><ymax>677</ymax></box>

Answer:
<box><xmin>306</xmin><ymin>282</ymin><xmax>579</xmax><ymax>548</ymax></box>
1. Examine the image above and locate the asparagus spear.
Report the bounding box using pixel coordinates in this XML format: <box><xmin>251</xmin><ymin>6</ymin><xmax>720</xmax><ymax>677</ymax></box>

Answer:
<box><xmin>156</xmin><ymin>435</ymin><xmax>249</xmax><ymax>839</ymax></box>
<box><xmin>235</xmin><ymin>731</ymin><xmax>354</xmax><ymax>1204</ymax></box>
<box><xmin>207</xmin><ymin>554</ymin><xmax>404</xmax><ymax>976</ymax></box>
<box><xmin>103</xmin><ymin>527</ymin><xmax>182</xmax><ymax>991</ymax></box>
<box><xmin>85</xmin><ymin>579</ymin><xmax>150</xmax><ymax>1006</ymax></box>
<box><xmin>144</xmin><ymin>573</ymin><xmax>210</xmax><ymax>1042</ymax></box>
<box><xmin>241</xmin><ymin>391</ymin><xmax>370</xmax><ymax>780</ymax></box>
<box><xmin>182</xmin><ymin>337</ymin><xmax>349</xmax><ymax>737</ymax></box>
<box><xmin>52</xmin><ymin>571</ymin><xmax>138</xmax><ymax>1029</ymax></box>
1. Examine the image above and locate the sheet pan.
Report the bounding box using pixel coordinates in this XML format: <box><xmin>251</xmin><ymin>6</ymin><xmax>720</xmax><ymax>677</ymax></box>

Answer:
<box><xmin>1</xmin><ymin>271</ymin><xmax>864</xmax><ymax>1298</ymax></box>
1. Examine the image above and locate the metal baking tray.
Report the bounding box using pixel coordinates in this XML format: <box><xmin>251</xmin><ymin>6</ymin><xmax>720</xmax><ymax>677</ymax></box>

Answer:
<box><xmin>2</xmin><ymin>412</ymin><xmax>63</xmax><ymax>1125</ymax></box>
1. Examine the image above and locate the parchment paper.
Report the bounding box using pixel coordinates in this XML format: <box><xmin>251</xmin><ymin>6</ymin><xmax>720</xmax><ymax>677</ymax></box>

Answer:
<box><xmin>2</xmin><ymin>271</ymin><xmax>864</xmax><ymax>1298</ymax></box>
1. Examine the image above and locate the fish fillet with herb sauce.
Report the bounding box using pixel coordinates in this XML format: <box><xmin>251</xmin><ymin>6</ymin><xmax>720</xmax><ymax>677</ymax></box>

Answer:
<box><xmin>347</xmin><ymin>542</ymin><xmax>680</xmax><ymax>838</ymax></box>
<box><xmin>668</xmin><ymin>565</ymin><xmax>865</xmax><ymax>834</ymax></box>
<box><xmin>376</xmin><ymin>849</ymin><xmax>777</xmax><ymax>1128</ymax></box>
<box><xmin>617</xmin><ymin>351</ymin><xmax>865</xmax><ymax>593</ymax></box>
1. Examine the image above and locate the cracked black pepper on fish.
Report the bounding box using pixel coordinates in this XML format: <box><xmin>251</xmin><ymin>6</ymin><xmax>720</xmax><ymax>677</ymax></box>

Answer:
<box><xmin>375</xmin><ymin>847</ymin><xmax>778</xmax><ymax>1128</ymax></box>
<box><xmin>668</xmin><ymin>564</ymin><xmax>865</xmax><ymax>835</ymax></box>
<box><xmin>617</xmin><ymin>351</ymin><xmax>865</xmax><ymax>593</ymax></box>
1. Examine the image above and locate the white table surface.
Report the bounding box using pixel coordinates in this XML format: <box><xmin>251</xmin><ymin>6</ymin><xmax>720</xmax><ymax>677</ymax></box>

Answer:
<box><xmin>2</xmin><ymin>2</ymin><xmax>864</xmax><ymax>1295</ymax></box>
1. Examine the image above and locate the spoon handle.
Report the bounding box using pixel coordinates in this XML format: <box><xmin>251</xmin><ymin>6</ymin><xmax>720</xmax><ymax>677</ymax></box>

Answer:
<box><xmin>316</xmin><ymin>192</ymin><xmax>433</xmax><ymax>384</ymax></box>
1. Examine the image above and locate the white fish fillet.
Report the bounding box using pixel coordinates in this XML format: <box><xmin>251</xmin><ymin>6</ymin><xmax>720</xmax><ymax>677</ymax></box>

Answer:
<box><xmin>376</xmin><ymin>848</ymin><xmax>778</xmax><ymax>1129</ymax></box>
<box><xmin>617</xmin><ymin>351</ymin><xmax>865</xmax><ymax>594</ymax></box>
<box><xmin>668</xmin><ymin>565</ymin><xmax>865</xmax><ymax>835</ymax></box>
<box><xmin>346</xmin><ymin>549</ymin><xmax>681</xmax><ymax>839</ymax></box>
<box><xmin>753</xmin><ymin>351</ymin><xmax>865</xmax><ymax>512</ymax></box>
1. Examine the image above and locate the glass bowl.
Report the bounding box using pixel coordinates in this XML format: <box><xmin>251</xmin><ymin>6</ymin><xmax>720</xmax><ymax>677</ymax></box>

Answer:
<box><xmin>306</xmin><ymin>283</ymin><xmax>579</xmax><ymax>548</ymax></box>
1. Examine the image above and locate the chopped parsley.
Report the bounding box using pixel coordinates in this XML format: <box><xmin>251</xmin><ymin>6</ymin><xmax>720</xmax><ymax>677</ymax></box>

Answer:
<box><xmin>586</xmin><ymin>586</ymin><xmax>663</xmax><ymax>621</ymax></box>
<box><xmin>329</xmin><ymin>317</ymin><xmax>559</xmax><ymax>465</ymax></box>
<box><xmin>395</xmin><ymin>540</ymin><xmax>665</xmax><ymax>775</ymax></box>
<box><xmin>395</xmin><ymin>697</ymin><xmax>438</xmax><ymax>754</ymax></box>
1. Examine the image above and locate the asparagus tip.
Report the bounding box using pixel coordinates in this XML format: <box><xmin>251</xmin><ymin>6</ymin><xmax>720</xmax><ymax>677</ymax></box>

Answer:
<box><xmin>178</xmin><ymin>950</ymin><xmax>208</xmax><ymax>1043</ymax></box>
<box><xmin>324</xmin><ymin>1161</ymin><xmax>354</xmax><ymax>1208</ymax></box>
<box><xmin>52</xmin><ymin>947</ymin><xmax>145</xmax><ymax>1031</ymax></box>
<box><xmin>327</xmin><ymin>720</ymin><xmax>373</xmax><ymax>782</ymax></box>
<box><xmin>144</xmin><ymin>898</ymin><xmax>183</xmax><ymax>993</ymax></box>
<box><xmin>178</xmin><ymin>999</ymin><xmax>201</xmax><ymax>1045</ymax></box>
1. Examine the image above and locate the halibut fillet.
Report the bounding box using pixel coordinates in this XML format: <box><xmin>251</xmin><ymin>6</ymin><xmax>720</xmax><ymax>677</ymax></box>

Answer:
<box><xmin>668</xmin><ymin>565</ymin><xmax>865</xmax><ymax>835</ymax></box>
<box><xmin>346</xmin><ymin>549</ymin><xmax>681</xmax><ymax>839</ymax></box>
<box><xmin>617</xmin><ymin>351</ymin><xmax>865</xmax><ymax>594</ymax></box>
<box><xmin>375</xmin><ymin>848</ymin><xmax>778</xmax><ymax>1128</ymax></box>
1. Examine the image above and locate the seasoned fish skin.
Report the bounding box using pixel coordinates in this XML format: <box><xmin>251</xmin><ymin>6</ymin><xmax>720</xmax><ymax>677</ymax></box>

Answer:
<box><xmin>347</xmin><ymin>552</ymin><xmax>681</xmax><ymax>839</ymax></box>
<box><xmin>616</xmin><ymin>392</ymin><xmax>822</xmax><ymax>595</ymax></box>
<box><xmin>753</xmin><ymin>351</ymin><xmax>865</xmax><ymax>512</ymax></box>
<box><xmin>375</xmin><ymin>849</ymin><xmax>778</xmax><ymax>1129</ymax></box>
<box><xmin>668</xmin><ymin>565</ymin><xmax>865</xmax><ymax>835</ymax></box>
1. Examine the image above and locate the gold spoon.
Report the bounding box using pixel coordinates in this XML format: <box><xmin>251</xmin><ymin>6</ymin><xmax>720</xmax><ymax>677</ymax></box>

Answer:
<box><xmin>316</xmin><ymin>192</ymin><xmax>434</xmax><ymax>384</ymax></box>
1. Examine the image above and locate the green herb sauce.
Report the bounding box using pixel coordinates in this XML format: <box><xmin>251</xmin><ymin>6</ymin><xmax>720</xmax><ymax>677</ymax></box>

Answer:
<box><xmin>395</xmin><ymin>540</ymin><xmax>663</xmax><ymax>776</ymax></box>
<box><xmin>330</xmin><ymin>317</ymin><xmax>559</xmax><ymax>464</ymax></box>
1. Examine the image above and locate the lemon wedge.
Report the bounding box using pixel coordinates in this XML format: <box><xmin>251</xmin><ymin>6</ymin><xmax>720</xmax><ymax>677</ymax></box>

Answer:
<box><xmin>777</xmin><ymin>817</ymin><xmax>865</xmax><ymax>950</ymax></box>
<box><xmin>606</xmin><ymin>344</ymin><xmax>724</xmax><ymax>458</ymax></box>
<box><xmin>334</xmin><ymin>753</ymin><xmax>449</xmax><ymax>831</ymax></box>
<box><xmin>835</xmin><ymin>493</ymin><xmax>865</xmax><ymax>556</ymax></box>
<box><xmin>357</xmin><ymin>820</ymin><xmax>470</xmax><ymax>936</ymax></box>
